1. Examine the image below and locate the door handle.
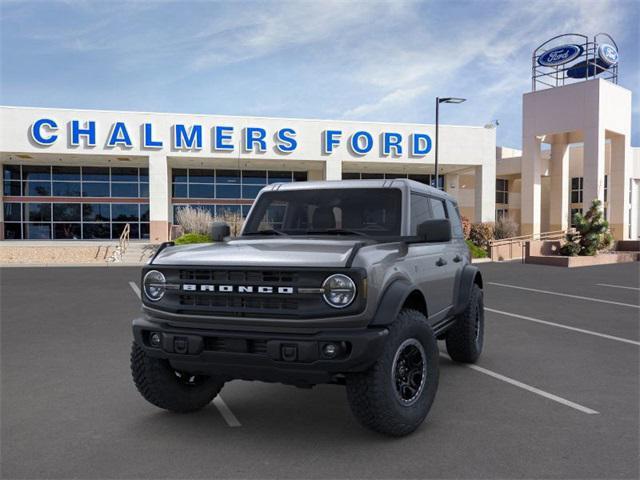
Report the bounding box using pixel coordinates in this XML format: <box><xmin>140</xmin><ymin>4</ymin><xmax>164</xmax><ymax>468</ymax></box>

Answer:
<box><xmin>436</xmin><ymin>257</ymin><xmax>447</xmax><ymax>267</ymax></box>
<box><xmin>453</xmin><ymin>255</ymin><xmax>462</xmax><ymax>263</ymax></box>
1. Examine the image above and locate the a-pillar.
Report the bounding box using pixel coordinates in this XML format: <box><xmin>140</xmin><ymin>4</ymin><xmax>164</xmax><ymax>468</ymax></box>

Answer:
<box><xmin>324</xmin><ymin>159</ymin><xmax>342</xmax><ymax>180</ymax></box>
<box><xmin>474</xmin><ymin>163</ymin><xmax>495</xmax><ymax>223</ymax></box>
<box><xmin>148</xmin><ymin>153</ymin><xmax>171</xmax><ymax>243</ymax></box>
<box><xmin>549</xmin><ymin>134</ymin><xmax>570</xmax><ymax>232</ymax></box>
<box><xmin>582</xmin><ymin>126</ymin><xmax>605</xmax><ymax>212</ymax></box>
<box><xmin>609</xmin><ymin>133</ymin><xmax>631</xmax><ymax>240</ymax></box>
<box><xmin>521</xmin><ymin>135</ymin><xmax>543</xmax><ymax>236</ymax></box>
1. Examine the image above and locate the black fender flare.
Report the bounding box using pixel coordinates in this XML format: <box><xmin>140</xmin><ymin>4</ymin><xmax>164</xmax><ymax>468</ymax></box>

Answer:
<box><xmin>369</xmin><ymin>278</ymin><xmax>417</xmax><ymax>326</ymax></box>
<box><xmin>453</xmin><ymin>265</ymin><xmax>483</xmax><ymax>315</ymax></box>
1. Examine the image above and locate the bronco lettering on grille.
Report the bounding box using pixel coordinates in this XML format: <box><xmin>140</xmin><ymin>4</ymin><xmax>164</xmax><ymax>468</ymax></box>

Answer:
<box><xmin>182</xmin><ymin>284</ymin><xmax>295</xmax><ymax>294</ymax></box>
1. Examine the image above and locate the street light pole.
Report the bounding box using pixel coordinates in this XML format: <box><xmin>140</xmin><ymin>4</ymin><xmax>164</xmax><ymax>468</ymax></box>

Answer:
<box><xmin>435</xmin><ymin>97</ymin><xmax>440</xmax><ymax>190</ymax></box>
<box><xmin>434</xmin><ymin>96</ymin><xmax>466</xmax><ymax>190</ymax></box>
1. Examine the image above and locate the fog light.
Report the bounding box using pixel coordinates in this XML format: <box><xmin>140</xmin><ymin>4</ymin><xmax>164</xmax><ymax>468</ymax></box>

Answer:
<box><xmin>323</xmin><ymin>343</ymin><xmax>338</xmax><ymax>358</ymax></box>
<box><xmin>150</xmin><ymin>332</ymin><xmax>161</xmax><ymax>347</ymax></box>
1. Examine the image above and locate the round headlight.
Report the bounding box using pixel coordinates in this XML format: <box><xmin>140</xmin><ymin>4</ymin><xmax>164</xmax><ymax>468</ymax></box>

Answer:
<box><xmin>143</xmin><ymin>270</ymin><xmax>166</xmax><ymax>302</ymax></box>
<box><xmin>322</xmin><ymin>274</ymin><xmax>356</xmax><ymax>308</ymax></box>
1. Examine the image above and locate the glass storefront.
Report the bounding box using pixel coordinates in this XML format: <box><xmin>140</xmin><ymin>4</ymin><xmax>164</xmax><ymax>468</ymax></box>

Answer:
<box><xmin>342</xmin><ymin>172</ymin><xmax>445</xmax><ymax>189</ymax></box>
<box><xmin>172</xmin><ymin>168</ymin><xmax>307</xmax><ymax>220</ymax></box>
<box><xmin>3</xmin><ymin>165</ymin><xmax>149</xmax><ymax>239</ymax></box>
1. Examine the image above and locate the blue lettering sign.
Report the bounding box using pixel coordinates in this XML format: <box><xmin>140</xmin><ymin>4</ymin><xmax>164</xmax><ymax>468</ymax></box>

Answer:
<box><xmin>214</xmin><ymin>126</ymin><xmax>234</xmax><ymax>151</ymax></box>
<box><xmin>173</xmin><ymin>124</ymin><xmax>202</xmax><ymax>149</ymax></box>
<box><xmin>323</xmin><ymin>130</ymin><xmax>342</xmax><ymax>154</ymax></box>
<box><xmin>411</xmin><ymin>133</ymin><xmax>432</xmax><ymax>156</ymax></box>
<box><xmin>71</xmin><ymin>120</ymin><xmax>96</xmax><ymax>147</ymax></box>
<box><xmin>383</xmin><ymin>132</ymin><xmax>403</xmax><ymax>156</ymax></box>
<box><xmin>244</xmin><ymin>127</ymin><xmax>267</xmax><ymax>152</ymax></box>
<box><xmin>143</xmin><ymin>123</ymin><xmax>163</xmax><ymax>148</ymax></box>
<box><xmin>30</xmin><ymin>118</ymin><xmax>58</xmax><ymax>145</ymax></box>
<box><xmin>350</xmin><ymin>131</ymin><xmax>373</xmax><ymax>155</ymax></box>
<box><xmin>275</xmin><ymin>128</ymin><xmax>297</xmax><ymax>153</ymax></box>
<box><xmin>107</xmin><ymin>122</ymin><xmax>132</xmax><ymax>148</ymax></box>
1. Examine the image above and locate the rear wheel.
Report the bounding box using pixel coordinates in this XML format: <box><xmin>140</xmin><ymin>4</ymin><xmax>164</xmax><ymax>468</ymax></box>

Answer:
<box><xmin>131</xmin><ymin>342</ymin><xmax>224</xmax><ymax>413</ymax></box>
<box><xmin>345</xmin><ymin>309</ymin><xmax>439</xmax><ymax>436</ymax></box>
<box><xmin>445</xmin><ymin>283</ymin><xmax>484</xmax><ymax>363</ymax></box>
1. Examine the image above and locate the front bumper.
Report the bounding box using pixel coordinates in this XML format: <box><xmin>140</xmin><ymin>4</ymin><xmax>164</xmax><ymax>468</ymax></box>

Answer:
<box><xmin>132</xmin><ymin>316</ymin><xmax>388</xmax><ymax>385</ymax></box>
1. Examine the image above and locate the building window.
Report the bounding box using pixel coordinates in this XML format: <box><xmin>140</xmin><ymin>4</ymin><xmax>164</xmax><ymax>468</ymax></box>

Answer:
<box><xmin>570</xmin><ymin>208</ymin><xmax>583</xmax><ymax>228</ymax></box>
<box><xmin>571</xmin><ymin>177</ymin><xmax>583</xmax><ymax>203</ymax></box>
<box><xmin>171</xmin><ymin>169</ymin><xmax>307</xmax><ymax>222</ymax></box>
<box><xmin>496</xmin><ymin>208</ymin><xmax>509</xmax><ymax>220</ymax></box>
<box><xmin>604</xmin><ymin>175</ymin><xmax>608</xmax><ymax>203</ymax></box>
<box><xmin>342</xmin><ymin>172</ymin><xmax>445</xmax><ymax>189</ymax></box>
<box><xmin>496</xmin><ymin>179</ymin><xmax>508</xmax><ymax>204</ymax></box>
<box><xmin>2</xmin><ymin>165</ymin><xmax>149</xmax><ymax>199</ymax></box>
<box><xmin>171</xmin><ymin>168</ymin><xmax>306</xmax><ymax>201</ymax></box>
<box><xmin>2</xmin><ymin>164</ymin><xmax>150</xmax><ymax>240</ymax></box>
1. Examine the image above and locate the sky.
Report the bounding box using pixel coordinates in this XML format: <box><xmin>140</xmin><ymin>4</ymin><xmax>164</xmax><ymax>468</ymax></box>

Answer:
<box><xmin>1</xmin><ymin>0</ymin><xmax>638</xmax><ymax>148</ymax></box>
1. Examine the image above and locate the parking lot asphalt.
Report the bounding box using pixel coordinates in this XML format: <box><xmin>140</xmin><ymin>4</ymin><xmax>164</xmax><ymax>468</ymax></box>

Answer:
<box><xmin>1</xmin><ymin>262</ymin><xmax>638</xmax><ymax>479</ymax></box>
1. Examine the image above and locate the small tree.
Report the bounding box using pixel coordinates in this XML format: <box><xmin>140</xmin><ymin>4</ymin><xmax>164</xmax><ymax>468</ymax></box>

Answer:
<box><xmin>494</xmin><ymin>216</ymin><xmax>519</xmax><ymax>240</ymax></box>
<box><xmin>560</xmin><ymin>199</ymin><xmax>613</xmax><ymax>256</ymax></box>
<box><xmin>469</xmin><ymin>222</ymin><xmax>495</xmax><ymax>251</ymax></box>
<box><xmin>175</xmin><ymin>206</ymin><xmax>214</xmax><ymax>235</ymax></box>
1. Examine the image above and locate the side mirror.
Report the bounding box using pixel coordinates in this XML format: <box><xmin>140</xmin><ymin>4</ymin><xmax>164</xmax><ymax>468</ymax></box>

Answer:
<box><xmin>210</xmin><ymin>222</ymin><xmax>231</xmax><ymax>242</ymax></box>
<box><xmin>417</xmin><ymin>219</ymin><xmax>452</xmax><ymax>243</ymax></box>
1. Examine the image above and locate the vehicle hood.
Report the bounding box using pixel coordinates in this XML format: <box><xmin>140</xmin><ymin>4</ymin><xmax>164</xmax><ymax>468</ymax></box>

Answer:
<box><xmin>151</xmin><ymin>238</ymin><xmax>361</xmax><ymax>268</ymax></box>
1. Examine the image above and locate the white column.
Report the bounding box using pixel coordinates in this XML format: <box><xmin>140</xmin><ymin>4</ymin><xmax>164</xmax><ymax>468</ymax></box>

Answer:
<box><xmin>582</xmin><ymin>126</ymin><xmax>605</xmax><ymax>211</ymax></box>
<box><xmin>521</xmin><ymin>135</ymin><xmax>542</xmax><ymax>236</ymax></box>
<box><xmin>324</xmin><ymin>159</ymin><xmax>342</xmax><ymax>180</ymax></box>
<box><xmin>549</xmin><ymin>134</ymin><xmax>570</xmax><ymax>232</ymax></box>
<box><xmin>148</xmin><ymin>153</ymin><xmax>170</xmax><ymax>243</ymax></box>
<box><xmin>474</xmin><ymin>162</ymin><xmax>495</xmax><ymax>223</ymax></box>
<box><xmin>609</xmin><ymin>134</ymin><xmax>631</xmax><ymax>240</ymax></box>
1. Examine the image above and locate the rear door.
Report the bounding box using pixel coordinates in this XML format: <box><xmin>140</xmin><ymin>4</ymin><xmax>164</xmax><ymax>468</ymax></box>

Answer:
<box><xmin>425</xmin><ymin>197</ymin><xmax>458</xmax><ymax>316</ymax></box>
<box><xmin>407</xmin><ymin>193</ymin><xmax>449</xmax><ymax>319</ymax></box>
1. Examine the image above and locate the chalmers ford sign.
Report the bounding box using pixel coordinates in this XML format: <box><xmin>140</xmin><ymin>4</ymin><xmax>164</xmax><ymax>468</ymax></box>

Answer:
<box><xmin>29</xmin><ymin>118</ymin><xmax>434</xmax><ymax>157</ymax></box>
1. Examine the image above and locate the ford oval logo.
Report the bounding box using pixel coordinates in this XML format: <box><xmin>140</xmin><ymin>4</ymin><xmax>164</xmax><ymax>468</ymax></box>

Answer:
<box><xmin>598</xmin><ymin>44</ymin><xmax>618</xmax><ymax>66</ymax></box>
<box><xmin>538</xmin><ymin>44</ymin><xmax>583</xmax><ymax>67</ymax></box>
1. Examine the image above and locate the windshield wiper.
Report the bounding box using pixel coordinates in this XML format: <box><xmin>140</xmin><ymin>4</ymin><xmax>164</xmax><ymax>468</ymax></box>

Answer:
<box><xmin>305</xmin><ymin>228</ymin><xmax>368</xmax><ymax>237</ymax></box>
<box><xmin>244</xmin><ymin>229</ymin><xmax>287</xmax><ymax>236</ymax></box>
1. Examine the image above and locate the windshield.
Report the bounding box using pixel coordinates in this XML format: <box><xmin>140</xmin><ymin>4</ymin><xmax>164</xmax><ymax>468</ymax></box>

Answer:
<box><xmin>243</xmin><ymin>188</ymin><xmax>402</xmax><ymax>237</ymax></box>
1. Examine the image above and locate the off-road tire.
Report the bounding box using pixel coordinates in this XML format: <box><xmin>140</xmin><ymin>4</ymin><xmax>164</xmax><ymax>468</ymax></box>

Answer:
<box><xmin>445</xmin><ymin>283</ymin><xmax>484</xmax><ymax>363</ymax></box>
<box><xmin>131</xmin><ymin>342</ymin><xmax>224</xmax><ymax>413</ymax></box>
<box><xmin>345</xmin><ymin>309</ymin><xmax>439</xmax><ymax>436</ymax></box>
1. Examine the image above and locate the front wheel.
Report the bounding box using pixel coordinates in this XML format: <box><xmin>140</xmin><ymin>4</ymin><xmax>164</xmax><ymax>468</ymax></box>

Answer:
<box><xmin>345</xmin><ymin>309</ymin><xmax>439</xmax><ymax>436</ymax></box>
<box><xmin>131</xmin><ymin>342</ymin><xmax>224</xmax><ymax>413</ymax></box>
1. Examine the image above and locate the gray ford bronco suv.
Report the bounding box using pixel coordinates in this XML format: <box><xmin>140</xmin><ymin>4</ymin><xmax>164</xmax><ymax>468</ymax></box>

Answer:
<box><xmin>131</xmin><ymin>179</ymin><xmax>484</xmax><ymax>436</ymax></box>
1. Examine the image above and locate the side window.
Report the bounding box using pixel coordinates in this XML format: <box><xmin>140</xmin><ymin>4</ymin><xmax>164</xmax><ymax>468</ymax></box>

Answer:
<box><xmin>429</xmin><ymin>198</ymin><xmax>447</xmax><ymax>220</ymax></box>
<box><xmin>410</xmin><ymin>194</ymin><xmax>431</xmax><ymax>234</ymax></box>
<box><xmin>446</xmin><ymin>200</ymin><xmax>464</xmax><ymax>238</ymax></box>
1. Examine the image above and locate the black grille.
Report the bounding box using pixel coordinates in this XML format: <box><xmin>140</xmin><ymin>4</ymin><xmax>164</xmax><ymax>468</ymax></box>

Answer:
<box><xmin>144</xmin><ymin>266</ymin><xmax>366</xmax><ymax>319</ymax></box>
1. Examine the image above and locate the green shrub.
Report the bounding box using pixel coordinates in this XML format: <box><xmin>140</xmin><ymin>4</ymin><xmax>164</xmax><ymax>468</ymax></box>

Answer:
<box><xmin>174</xmin><ymin>233</ymin><xmax>212</xmax><ymax>245</ymax></box>
<box><xmin>466</xmin><ymin>239</ymin><xmax>487</xmax><ymax>258</ymax></box>
<box><xmin>560</xmin><ymin>199</ymin><xmax>613</xmax><ymax>256</ymax></box>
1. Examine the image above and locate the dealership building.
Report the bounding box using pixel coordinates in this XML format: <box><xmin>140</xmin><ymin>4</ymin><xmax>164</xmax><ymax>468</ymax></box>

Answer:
<box><xmin>0</xmin><ymin>35</ymin><xmax>638</xmax><ymax>244</ymax></box>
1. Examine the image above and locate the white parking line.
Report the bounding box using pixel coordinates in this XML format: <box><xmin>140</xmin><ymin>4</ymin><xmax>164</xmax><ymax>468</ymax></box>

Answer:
<box><xmin>486</xmin><ymin>307</ymin><xmax>640</xmax><ymax>347</ymax></box>
<box><xmin>213</xmin><ymin>397</ymin><xmax>242</xmax><ymax>427</ymax></box>
<box><xmin>489</xmin><ymin>282</ymin><xmax>640</xmax><ymax>309</ymax></box>
<box><xmin>441</xmin><ymin>354</ymin><xmax>599</xmax><ymax>415</ymax></box>
<box><xmin>128</xmin><ymin>281</ymin><xmax>242</xmax><ymax>427</ymax></box>
<box><xmin>596</xmin><ymin>283</ymin><xmax>640</xmax><ymax>291</ymax></box>
<box><xmin>129</xmin><ymin>281</ymin><xmax>141</xmax><ymax>298</ymax></box>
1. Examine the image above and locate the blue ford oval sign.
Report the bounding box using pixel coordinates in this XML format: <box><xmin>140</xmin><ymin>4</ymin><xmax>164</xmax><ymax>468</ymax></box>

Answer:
<box><xmin>598</xmin><ymin>44</ymin><xmax>618</xmax><ymax>66</ymax></box>
<box><xmin>538</xmin><ymin>44</ymin><xmax>583</xmax><ymax>67</ymax></box>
